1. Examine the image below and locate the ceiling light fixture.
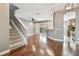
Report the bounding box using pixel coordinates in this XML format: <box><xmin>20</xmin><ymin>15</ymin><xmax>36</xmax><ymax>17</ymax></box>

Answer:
<box><xmin>65</xmin><ymin>3</ymin><xmax>74</xmax><ymax>13</ymax></box>
<box><xmin>36</xmin><ymin>13</ymin><xmax>40</xmax><ymax>15</ymax></box>
<box><xmin>66</xmin><ymin>7</ymin><xmax>72</xmax><ymax>10</ymax></box>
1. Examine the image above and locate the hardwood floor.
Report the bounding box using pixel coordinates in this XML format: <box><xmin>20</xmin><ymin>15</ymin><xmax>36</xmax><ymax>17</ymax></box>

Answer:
<box><xmin>76</xmin><ymin>44</ymin><xmax>79</xmax><ymax>56</ymax></box>
<box><xmin>3</xmin><ymin>34</ymin><xmax>77</xmax><ymax>56</ymax></box>
<box><xmin>8</xmin><ymin>34</ymin><xmax>63</xmax><ymax>56</ymax></box>
<box><xmin>47</xmin><ymin>38</ymin><xmax>63</xmax><ymax>56</ymax></box>
<box><xmin>3</xmin><ymin>35</ymin><xmax>79</xmax><ymax>56</ymax></box>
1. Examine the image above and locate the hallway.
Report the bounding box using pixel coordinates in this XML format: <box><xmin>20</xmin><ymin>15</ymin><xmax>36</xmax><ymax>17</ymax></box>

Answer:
<box><xmin>8</xmin><ymin>3</ymin><xmax>79</xmax><ymax>56</ymax></box>
<box><xmin>0</xmin><ymin>3</ymin><xmax>79</xmax><ymax>56</ymax></box>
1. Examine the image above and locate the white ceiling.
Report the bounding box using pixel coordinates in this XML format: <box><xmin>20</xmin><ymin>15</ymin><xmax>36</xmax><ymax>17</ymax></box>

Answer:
<box><xmin>13</xmin><ymin>3</ymin><xmax>79</xmax><ymax>21</ymax></box>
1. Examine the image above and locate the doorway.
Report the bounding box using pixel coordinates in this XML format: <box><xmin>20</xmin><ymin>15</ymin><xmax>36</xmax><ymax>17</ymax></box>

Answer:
<box><xmin>39</xmin><ymin>23</ymin><xmax>47</xmax><ymax>45</ymax></box>
<box><xmin>63</xmin><ymin>11</ymin><xmax>76</xmax><ymax>55</ymax></box>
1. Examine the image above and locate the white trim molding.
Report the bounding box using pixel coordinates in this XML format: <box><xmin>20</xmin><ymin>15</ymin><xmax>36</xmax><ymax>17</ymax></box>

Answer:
<box><xmin>15</xmin><ymin>16</ymin><xmax>27</xmax><ymax>30</ymax></box>
<box><xmin>0</xmin><ymin>49</ymin><xmax>10</xmax><ymax>56</ymax></box>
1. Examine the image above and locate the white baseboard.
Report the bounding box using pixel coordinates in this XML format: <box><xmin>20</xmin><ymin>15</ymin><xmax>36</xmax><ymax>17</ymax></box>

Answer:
<box><xmin>11</xmin><ymin>42</ymin><xmax>26</xmax><ymax>50</ymax></box>
<box><xmin>0</xmin><ymin>49</ymin><xmax>10</xmax><ymax>56</ymax></box>
<box><xmin>27</xmin><ymin>33</ymin><xmax>35</xmax><ymax>37</ymax></box>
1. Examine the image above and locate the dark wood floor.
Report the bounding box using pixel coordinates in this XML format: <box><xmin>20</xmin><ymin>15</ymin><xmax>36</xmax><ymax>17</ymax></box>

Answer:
<box><xmin>3</xmin><ymin>34</ymin><xmax>64</xmax><ymax>56</ymax></box>
<box><xmin>76</xmin><ymin>44</ymin><xmax>79</xmax><ymax>56</ymax></box>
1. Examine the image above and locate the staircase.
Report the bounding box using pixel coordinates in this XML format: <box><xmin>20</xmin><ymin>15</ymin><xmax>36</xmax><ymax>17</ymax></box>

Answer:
<box><xmin>9</xmin><ymin>21</ymin><xmax>25</xmax><ymax>50</ymax></box>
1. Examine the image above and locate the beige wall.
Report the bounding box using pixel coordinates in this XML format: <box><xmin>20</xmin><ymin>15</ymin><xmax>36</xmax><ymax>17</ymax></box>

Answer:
<box><xmin>0</xmin><ymin>4</ymin><xmax>9</xmax><ymax>52</ymax></box>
